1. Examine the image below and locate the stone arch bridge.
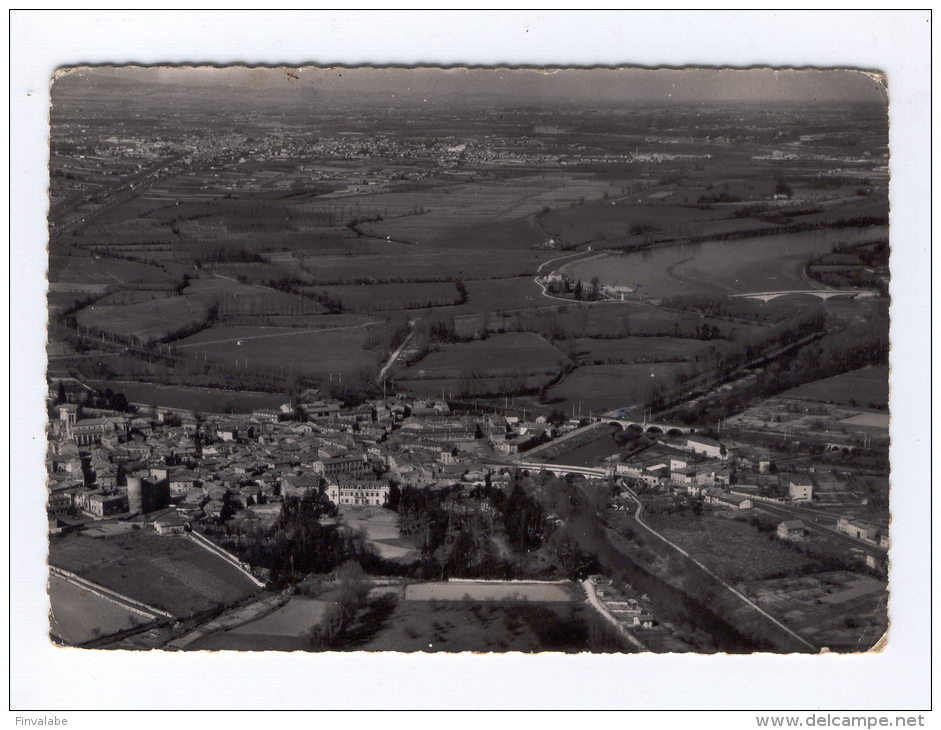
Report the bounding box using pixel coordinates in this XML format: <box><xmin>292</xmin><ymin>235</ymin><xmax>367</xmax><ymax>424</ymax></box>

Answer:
<box><xmin>604</xmin><ymin>417</ymin><xmax>693</xmax><ymax>437</ymax></box>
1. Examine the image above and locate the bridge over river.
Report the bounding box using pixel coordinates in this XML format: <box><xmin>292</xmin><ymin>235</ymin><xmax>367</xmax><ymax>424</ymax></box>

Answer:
<box><xmin>732</xmin><ymin>288</ymin><xmax>872</xmax><ymax>303</ymax></box>
<box><xmin>602</xmin><ymin>410</ymin><xmax>693</xmax><ymax>436</ymax></box>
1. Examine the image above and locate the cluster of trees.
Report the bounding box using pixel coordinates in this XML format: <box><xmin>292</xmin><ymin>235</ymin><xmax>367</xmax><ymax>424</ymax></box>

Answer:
<box><xmin>503</xmin><ymin>483</ymin><xmax>547</xmax><ymax>551</ymax></box>
<box><xmin>697</xmin><ymin>191</ymin><xmax>742</xmax><ymax>205</ymax></box>
<box><xmin>266</xmin><ymin>276</ymin><xmax>343</xmax><ymax>313</ymax></box>
<box><xmin>307</xmin><ymin>561</ymin><xmax>371</xmax><ymax>649</ymax></box>
<box><xmin>755</xmin><ymin>318</ymin><xmax>888</xmax><ymax>398</ymax></box>
<box><xmin>544</xmin><ymin>276</ymin><xmax>603</xmax><ymax>302</ymax></box>
<box><xmin>392</xmin><ymin>478</ymin><xmax>557</xmax><ymax>579</ymax></box>
<box><xmin>72</xmin><ymin>385</ymin><xmax>130</xmax><ymax>413</ymax></box>
<box><xmin>210</xmin><ymin>487</ymin><xmax>377</xmax><ymax>588</ymax></box>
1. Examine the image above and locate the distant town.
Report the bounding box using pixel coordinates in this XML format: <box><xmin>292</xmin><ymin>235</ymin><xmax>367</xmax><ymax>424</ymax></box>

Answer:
<box><xmin>46</xmin><ymin>67</ymin><xmax>890</xmax><ymax>654</ymax></box>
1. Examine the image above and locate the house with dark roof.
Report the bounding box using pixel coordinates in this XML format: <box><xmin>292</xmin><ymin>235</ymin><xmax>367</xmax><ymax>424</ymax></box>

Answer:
<box><xmin>777</xmin><ymin>520</ymin><xmax>806</xmax><ymax>540</ymax></box>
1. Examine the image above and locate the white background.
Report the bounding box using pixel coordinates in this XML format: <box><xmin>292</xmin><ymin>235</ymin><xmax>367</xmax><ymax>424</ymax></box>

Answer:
<box><xmin>8</xmin><ymin>9</ymin><xmax>932</xmax><ymax>715</ymax></box>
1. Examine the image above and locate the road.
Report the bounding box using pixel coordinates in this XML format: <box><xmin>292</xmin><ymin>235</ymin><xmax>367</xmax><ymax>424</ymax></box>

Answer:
<box><xmin>376</xmin><ymin>319</ymin><xmax>417</xmax><ymax>383</ymax></box>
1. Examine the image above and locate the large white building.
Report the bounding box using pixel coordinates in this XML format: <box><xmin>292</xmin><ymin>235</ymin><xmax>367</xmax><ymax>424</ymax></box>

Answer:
<box><xmin>686</xmin><ymin>436</ymin><xmax>723</xmax><ymax>459</ymax></box>
<box><xmin>325</xmin><ymin>477</ymin><xmax>390</xmax><ymax>508</ymax></box>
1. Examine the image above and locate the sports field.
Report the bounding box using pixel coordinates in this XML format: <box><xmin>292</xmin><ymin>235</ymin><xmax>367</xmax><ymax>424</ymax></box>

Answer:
<box><xmin>404</xmin><ymin>580</ymin><xmax>578</xmax><ymax>602</ymax></box>
<box><xmin>49</xmin><ymin>531</ymin><xmax>261</xmax><ymax>618</ymax></box>
<box><xmin>359</xmin><ymin>596</ymin><xmax>622</xmax><ymax>653</ymax></box>
<box><xmin>48</xmin><ymin>575</ymin><xmax>150</xmax><ymax>645</ymax></box>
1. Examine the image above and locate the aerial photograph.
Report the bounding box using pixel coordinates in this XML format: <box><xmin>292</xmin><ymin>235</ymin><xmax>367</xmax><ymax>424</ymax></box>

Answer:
<box><xmin>45</xmin><ymin>65</ymin><xmax>890</xmax><ymax>655</ymax></box>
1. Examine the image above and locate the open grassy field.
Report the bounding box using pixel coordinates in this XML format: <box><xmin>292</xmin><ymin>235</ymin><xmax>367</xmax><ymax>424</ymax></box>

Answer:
<box><xmin>460</xmin><ymin>277</ymin><xmax>545</xmax><ymax>313</ymax></box>
<box><xmin>49</xmin><ymin>254</ymin><xmax>178</xmax><ymax>286</ymax></box>
<box><xmin>363</xmin><ymin>215</ymin><xmax>545</xmax><ymax>250</ymax></box>
<box><xmin>94</xmin><ymin>289</ymin><xmax>176</xmax><ymax>306</ymax></box>
<box><xmin>175</xmin><ymin>323</ymin><xmax>382</xmax><ymax>380</ymax></box>
<box><xmin>539</xmin><ymin>199</ymin><xmax>778</xmax><ymax>247</ymax></box>
<box><xmin>86</xmin><ymin>380</ymin><xmax>286</xmax><ymax>413</ymax></box>
<box><xmin>546</xmin><ymin>362</ymin><xmax>689</xmax><ymax>413</ymax></box>
<box><xmin>75</xmin><ymin>295</ymin><xmax>206</xmax><ymax>343</ymax></box>
<box><xmin>48</xmin><ymin>575</ymin><xmax>150</xmax><ymax>644</ymax></box>
<box><xmin>781</xmin><ymin>365</ymin><xmax>889</xmax><ymax>409</ymax></box>
<box><xmin>398</xmin><ymin>332</ymin><xmax>572</xmax><ymax>381</ymax></box>
<box><xmin>645</xmin><ymin>513</ymin><xmax>816</xmax><ymax>584</ymax></box>
<box><xmin>355</xmin><ymin>174</ymin><xmax>616</xmax><ymax>247</ymax></box>
<box><xmin>182</xmin><ymin>277</ymin><xmax>325</xmax><ymax>316</ymax></box>
<box><xmin>537</xmin><ymin>302</ymin><xmax>726</xmax><ymax>340</ymax></box>
<box><xmin>398</xmin><ymin>374</ymin><xmax>557</xmax><ymax>400</ymax></box>
<box><xmin>206</xmin><ymin>261</ymin><xmax>310</xmax><ymax>284</ymax></box>
<box><xmin>48</xmin><ymin>531</ymin><xmax>261</xmax><ymax>618</ymax></box>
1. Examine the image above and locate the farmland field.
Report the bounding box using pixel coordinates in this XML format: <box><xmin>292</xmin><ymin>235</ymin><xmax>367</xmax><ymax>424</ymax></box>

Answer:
<box><xmin>86</xmin><ymin>380</ymin><xmax>287</xmax><ymax>413</ymax></box>
<box><xmin>182</xmin><ymin>277</ymin><xmax>325</xmax><ymax>316</ymax></box>
<box><xmin>544</xmin><ymin>302</ymin><xmax>732</xmax><ymax>340</ymax></box>
<box><xmin>75</xmin><ymin>295</ymin><xmax>206</xmax><ymax>343</ymax></box>
<box><xmin>546</xmin><ymin>362</ymin><xmax>690</xmax><ymax>413</ymax></box>
<box><xmin>94</xmin><ymin>289</ymin><xmax>176</xmax><ymax>306</ymax></box>
<box><xmin>569</xmin><ymin>336</ymin><xmax>737</xmax><ymax>366</ymax></box>
<box><xmin>308</xmin><ymin>281</ymin><xmax>463</xmax><ymax>312</ymax></box>
<box><xmin>644</xmin><ymin>513</ymin><xmax>815</xmax><ymax>584</ymax></box>
<box><xmin>739</xmin><ymin>571</ymin><xmax>888</xmax><ymax>651</ymax></box>
<box><xmin>49</xmin><ymin>255</ymin><xmax>178</xmax><ymax>286</ymax></box>
<box><xmin>175</xmin><ymin>323</ymin><xmax>382</xmax><ymax>380</ymax></box>
<box><xmin>357</xmin><ymin>175</ymin><xmax>617</xmax><ymax>248</ymax></box>
<box><xmin>539</xmin><ymin>199</ymin><xmax>780</xmax><ymax>248</ymax></box>
<box><xmin>781</xmin><ymin>365</ymin><xmax>889</xmax><ymax>409</ymax></box>
<box><xmin>48</xmin><ymin>531</ymin><xmax>261</xmax><ymax>618</ymax></box>
<box><xmin>398</xmin><ymin>332</ymin><xmax>573</xmax><ymax>381</ymax></box>
<box><xmin>300</xmin><ymin>248</ymin><xmax>547</xmax><ymax>284</ymax></box>
<box><xmin>48</xmin><ymin>575</ymin><xmax>150</xmax><ymax>644</ymax></box>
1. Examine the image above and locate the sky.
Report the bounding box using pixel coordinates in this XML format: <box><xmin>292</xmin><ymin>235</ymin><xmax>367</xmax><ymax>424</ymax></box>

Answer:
<box><xmin>67</xmin><ymin>65</ymin><xmax>888</xmax><ymax>106</ymax></box>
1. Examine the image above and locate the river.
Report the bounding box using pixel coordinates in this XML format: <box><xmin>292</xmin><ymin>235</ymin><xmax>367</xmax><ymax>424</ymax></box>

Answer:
<box><xmin>561</xmin><ymin>226</ymin><xmax>886</xmax><ymax>299</ymax></box>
